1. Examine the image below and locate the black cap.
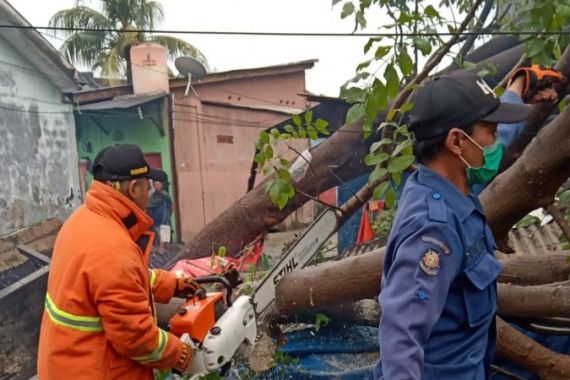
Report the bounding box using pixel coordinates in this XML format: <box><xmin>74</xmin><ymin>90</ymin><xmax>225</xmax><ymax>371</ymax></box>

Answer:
<box><xmin>408</xmin><ymin>70</ymin><xmax>533</xmax><ymax>141</ymax></box>
<box><xmin>91</xmin><ymin>144</ymin><xmax>162</xmax><ymax>182</ymax></box>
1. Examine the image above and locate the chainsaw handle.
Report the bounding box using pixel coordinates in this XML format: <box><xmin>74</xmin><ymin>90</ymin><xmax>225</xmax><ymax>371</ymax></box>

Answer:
<box><xmin>194</xmin><ymin>276</ymin><xmax>233</xmax><ymax>307</ymax></box>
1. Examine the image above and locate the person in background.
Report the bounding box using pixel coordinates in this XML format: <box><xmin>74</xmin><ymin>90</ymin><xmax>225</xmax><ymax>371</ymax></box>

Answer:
<box><xmin>147</xmin><ymin>169</ymin><xmax>174</xmax><ymax>251</ymax></box>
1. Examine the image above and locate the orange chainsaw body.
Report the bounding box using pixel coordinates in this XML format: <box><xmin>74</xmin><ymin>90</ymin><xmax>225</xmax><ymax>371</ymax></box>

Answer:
<box><xmin>169</xmin><ymin>292</ymin><xmax>226</xmax><ymax>342</ymax></box>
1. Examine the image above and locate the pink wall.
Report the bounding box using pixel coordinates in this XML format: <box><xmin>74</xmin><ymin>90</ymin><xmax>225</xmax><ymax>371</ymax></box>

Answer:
<box><xmin>172</xmin><ymin>69</ymin><xmax>314</xmax><ymax>242</ymax></box>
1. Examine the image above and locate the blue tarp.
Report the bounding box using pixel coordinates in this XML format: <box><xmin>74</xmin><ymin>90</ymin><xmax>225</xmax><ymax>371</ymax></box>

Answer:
<box><xmin>255</xmin><ymin>324</ymin><xmax>570</xmax><ymax>379</ymax></box>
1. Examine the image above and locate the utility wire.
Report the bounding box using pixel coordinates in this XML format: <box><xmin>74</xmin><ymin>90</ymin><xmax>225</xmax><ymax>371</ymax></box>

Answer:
<box><xmin>2</xmin><ymin>23</ymin><xmax>570</xmax><ymax>37</ymax></box>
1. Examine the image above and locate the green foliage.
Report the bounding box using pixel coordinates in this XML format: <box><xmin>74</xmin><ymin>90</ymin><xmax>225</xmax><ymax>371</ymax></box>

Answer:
<box><xmin>516</xmin><ymin>214</ymin><xmax>541</xmax><ymax>228</ymax></box>
<box><xmin>372</xmin><ymin>208</ymin><xmax>396</xmax><ymax>239</ymax></box>
<box><xmin>500</xmin><ymin>0</ymin><xmax>570</xmax><ymax>64</ymax></box>
<box><xmin>256</xmin><ymin>112</ymin><xmax>330</xmax><ymax>209</ymax></box>
<box><xmin>49</xmin><ymin>0</ymin><xmax>207</xmax><ymax>79</ymax></box>
<box><xmin>314</xmin><ymin>313</ymin><xmax>331</xmax><ymax>332</ymax></box>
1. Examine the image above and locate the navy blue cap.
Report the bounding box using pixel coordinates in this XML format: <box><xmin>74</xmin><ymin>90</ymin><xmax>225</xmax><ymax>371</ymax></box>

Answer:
<box><xmin>408</xmin><ymin>70</ymin><xmax>533</xmax><ymax>141</ymax></box>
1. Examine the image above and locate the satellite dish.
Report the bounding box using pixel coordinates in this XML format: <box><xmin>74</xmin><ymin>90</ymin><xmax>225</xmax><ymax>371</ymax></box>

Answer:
<box><xmin>175</xmin><ymin>57</ymin><xmax>207</xmax><ymax>97</ymax></box>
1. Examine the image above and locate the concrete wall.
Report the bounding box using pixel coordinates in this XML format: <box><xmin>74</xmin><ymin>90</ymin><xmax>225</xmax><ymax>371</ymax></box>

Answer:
<box><xmin>172</xmin><ymin>70</ymin><xmax>313</xmax><ymax>241</ymax></box>
<box><xmin>0</xmin><ymin>35</ymin><xmax>80</xmax><ymax>236</ymax></box>
<box><xmin>75</xmin><ymin>98</ymin><xmax>179</xmax><ymax>240</ymax></box>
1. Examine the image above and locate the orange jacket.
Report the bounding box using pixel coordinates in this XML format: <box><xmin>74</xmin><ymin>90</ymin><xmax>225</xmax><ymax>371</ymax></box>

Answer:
<box><xmin>38</xmin><ymin>181</ymin><xmax>190</xmax><ymax>380</ymax></box>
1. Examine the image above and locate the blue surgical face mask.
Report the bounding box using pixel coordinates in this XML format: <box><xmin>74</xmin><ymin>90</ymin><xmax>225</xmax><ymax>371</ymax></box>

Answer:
<box><xmin>458</xmin><ymin>131</ymin><xmax>504</xmax><ymax>185</ymax></box>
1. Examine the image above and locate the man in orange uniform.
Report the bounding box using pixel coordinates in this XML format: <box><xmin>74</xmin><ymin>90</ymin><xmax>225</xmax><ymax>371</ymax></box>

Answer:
<box><xmin>38</xmin><ymin>144</ymin><xmax>198</xmax><ymax>379</ymax></box>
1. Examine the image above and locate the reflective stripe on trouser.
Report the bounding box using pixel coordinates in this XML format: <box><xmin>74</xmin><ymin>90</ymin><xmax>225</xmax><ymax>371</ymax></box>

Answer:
<box><xmin>44</xmin><ymin>293</ymin><xmax>103</xmax><ymax>332</ymax></box>
<box><xmin>132</xmin><ymin>329</ymin><xmax>169</xmax><ymax>364</ymax></box>
<box><xmin>150</xmin><ymin>269</ymin><xmax>157</xmax><ymax>289</ymax></box>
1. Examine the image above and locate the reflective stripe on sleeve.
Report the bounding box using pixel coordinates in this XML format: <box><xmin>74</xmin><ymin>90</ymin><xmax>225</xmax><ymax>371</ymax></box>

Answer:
<box><xmin>133</xmin><ymin>329</ymin><xmax>169</xmax><ymax>364</ymax></box>
<box><xmin>44</xmin><ymin>293</ymin><xmax>103</xmax><ymax>333</ymax></box>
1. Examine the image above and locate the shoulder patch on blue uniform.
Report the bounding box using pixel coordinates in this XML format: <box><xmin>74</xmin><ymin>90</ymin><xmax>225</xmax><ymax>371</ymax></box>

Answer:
<box><xmin>427</xmin><ymin>192</ymin><xmax>448</xmax><ymax>223</ymax></box>
<box><xmin>419</xmin><ymin>249</ymin><xmax>440</xmax><ymax>276</ymax></box>
<box><xmin>421</xmin><ymin>235</ymin><xmax>450</xmax><ymax>255</ymax></box>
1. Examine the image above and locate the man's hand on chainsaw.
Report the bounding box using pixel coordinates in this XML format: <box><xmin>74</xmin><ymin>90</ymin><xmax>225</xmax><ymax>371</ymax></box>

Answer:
<box><xmin>508</xmin><ymin>64</ymin><xmax>566</xmax><ymax>104</ymax></box>
<box><xmin>174</xmin><ymin>276</ymin><xmax>201</xmax><ymax>299</ymax></box>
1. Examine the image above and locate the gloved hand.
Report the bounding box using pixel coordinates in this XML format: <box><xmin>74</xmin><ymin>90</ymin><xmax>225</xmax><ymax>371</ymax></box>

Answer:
<box><xmin>174</xmin><ymin>276</ymin><xmax>201</xmax><ymax>299</ymax></box>
<box><xmin>509</xmin><ymin>64</ymin><xmax>566</xmax><ymax>102</ymax></box>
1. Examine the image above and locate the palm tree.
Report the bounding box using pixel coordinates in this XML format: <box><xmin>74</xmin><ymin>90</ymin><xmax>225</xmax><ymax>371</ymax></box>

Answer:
<box><xmin>49</xmin><ymin>0</ymin><xmax>207</xmax><ymax>82</ymax></box>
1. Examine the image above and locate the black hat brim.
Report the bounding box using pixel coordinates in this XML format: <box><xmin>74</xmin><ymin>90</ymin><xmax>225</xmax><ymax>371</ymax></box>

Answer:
<box><xmin>481</xmin><ymin>102</ymin><xmax>533</xmax><ymax>124</ymax></box>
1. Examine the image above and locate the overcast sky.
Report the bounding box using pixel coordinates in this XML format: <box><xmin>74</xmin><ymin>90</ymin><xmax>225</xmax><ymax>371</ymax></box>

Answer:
<box><xmin>10</xmin><ymin>0</ymin><xmax>390</xmax><ymax>97</ymax></box>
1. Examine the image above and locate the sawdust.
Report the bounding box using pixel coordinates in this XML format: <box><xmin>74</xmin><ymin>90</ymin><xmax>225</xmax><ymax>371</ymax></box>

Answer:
<box><xmin>245</xmin><ymin>331</ymin><xmax>276</xmax><ymax>373</ymax></box>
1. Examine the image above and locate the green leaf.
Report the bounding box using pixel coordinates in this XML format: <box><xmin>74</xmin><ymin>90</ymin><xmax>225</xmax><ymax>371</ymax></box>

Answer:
<box><xmin>400</xmin><ymin>102</ymin><xmax>414</xmax><ymax>113</ymax></box>
<box><xmin>356</xmin><ymin>11</ymin><xmax>367</xmax><ymax>29</ymax></box>
<box><xmin>314</xmin><ymin>313</ymin><xmax>331</xmax><ymax>332</ymax></box>
<box><xmin>398</xmin><ymin>11</ymin><xmax>414</xmax><ymax>24</ymax></box>
<box><xmin>264</xmin><ymin>145</ymin><xmax>273</xmax><ymax>159</ymax></box>
<box><xmin>387</xmin><ymin>154</ymin><xmax>415</xmax><ymax>173</ymax></box>
<box><xmin>341</xmin><ymin>86</ymin><xmax>365</xmax><ymax>103</ymax></box>
<box><xmin>217</xmin><ymin>246</ymin><xmax>227</xmax><ymax>258</ymax></box>
<box><xmin>386</xmin><ymin>187</ymin><xmax>398</xmax><ymax>208</ymax></box>
<box><xmin>392</xmin><ymin>171</ymin><xmax>402</xmax><ymax>186</ymax></box>
<box><xmin>364</xmin><ymin>37</ymin><xmax>382</xmax><ymax>54</ymax></box>
<box><xmin>527</xmin><ymin>39</ymin><xmax>545</xmax><ymax>57</ymax></box>
<box><xmin>370</xmin><ymin>138</ymin><xmax>392</xmax><ymax>152</ymax></box>
<box><xmin>341</xmin><ymin>2</ymin><xmax>355</xmax><ymax>18</ymax></box>
<box><xmin>292</xmin><ymin>114</ymin><xmax>302</xmax><ymax>127</ymax></box>
<box><xmin>369</xmin><ymin>166</ymin><xmax>388</xmax><ymax>182</ymax></box>
<box><xmin>516</xmin><ymin>214</ymin><xmax>540</xmax><ymax>228</ymax></box>
<box><xmin>315</xmin><ymin>118</ymin><xmax>330</xmax><ymax>135</ymax></box>
<box><xmin>255</xmin><ymin>152</ymin><xmax>266</xmax><ymax>165</ymax></box>
<box><xmin>384</xmin><ymin>64</ymin><xmax>399</xmax><ymax>98</ymax></box>
<box><xmin>414</xmin><ymin>38</ymin><xmax>432</xmax><ymax>55</ymax></box>
<box><xmin>260</xmin><ymin>131</ymin><xmax>270</xmax><ymax>144</ymax></box>
<box><xmin>269</xmin><ymin>181</ymin><xmax>280</xmax><ymax>203</ymax></box>
<box><xmin>392</xmin><ymin>139</ymin><xmax>413</xmax><ymax>157</ymax></box>
<box><xmin>278</xmin><ymin>169</ymin><xmax>291</xmax><ymax>181</ymax></box>
<box><xmin>346</xmin><ymin>103</ymin><xmax>365</xmax><ymax>124</ymax></box>
<box><xmin>364</xmin><ymin>152</ymin><xmax>389</xmax><ymax>166</ymax></box>
<box><xmin>371</xmin><ymin>81</ymin><xmax>388</xmax><ymax>110</ymax></box>
<box><xmin>559</xmin><ymin>190</ymin><xmax>570</xmax><ymax>206</ymax></box>
<box><xmin>280</xmin><ymin>158</ymin><xmax>289</xmax><ymax>166</ymax></box>
<box><xmin>399</xmin><ymin>48</ymin><xmax>414</xmax><ymax>76</ymax></box>
<box><xmin>298</xmin><ymin>126</ymin><xmax>307</xmax><ymax>138</ymax></box>
<box><xmin>424</xmin><ymin>5</ymin><xmax>440</xmax><ymax>18</ymax></box>
<box><xmin>386</xmin><ymin>108</ymin><xmax>397</xmax><ymax>122</ymax></box>
<box><xmin>373</xmin><ymin>181</ymin><xmax>390</xmax><ymax>200</ymax></box>
<box><xmin>357</xmin><ymin>59</ymin><xmax>372</xmax><ymax>72</ymax></box>
<box><xmin>284</xmin><ymin>124</ymin><xmax>295</xmax><ymax>134</ymax></box>
<box><xmin>374</xmin><ymin>45</ymin><xmax>391</xmax><ymax>59</ymax></box>
<box><xmin>332</xmin><ymin>0</ymin><xmax>343</xmax><ymax>5</ymax></box>
<box><xmin>307</xmin><ymin>124</ymin><xmax>319</xmax><ymax>140</ymax></box>
<box><xmin>271</xmin><ymin>128</ymin><xmax>280</xmax><ymax>139</ymax></box>
<box><xmin>276</xmin><ymin>193</ymin><xmax>289</xmax><ymax>210</ymax></box>
<box><xmin>305</xmin><ymin>110</ymin><xmax>314</xmax><ymax>124</ymax></box>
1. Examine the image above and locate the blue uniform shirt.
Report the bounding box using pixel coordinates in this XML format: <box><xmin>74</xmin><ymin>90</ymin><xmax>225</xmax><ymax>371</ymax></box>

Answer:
<box><xmin>375</xmin><ymin>90</ymin><xmax>524</xmax><ymax>379</ymax></box>
<box><xmin>375</xmin><ymin>167</ymin><xmax>503</xmax><ymax>379</ymax></box>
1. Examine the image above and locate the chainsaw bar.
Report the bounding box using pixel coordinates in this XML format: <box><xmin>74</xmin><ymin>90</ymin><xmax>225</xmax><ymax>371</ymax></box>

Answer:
<box><xmin>251</xmin><ymin>208</ymin><xmax>339</xmax><ymax>317</ymax></box>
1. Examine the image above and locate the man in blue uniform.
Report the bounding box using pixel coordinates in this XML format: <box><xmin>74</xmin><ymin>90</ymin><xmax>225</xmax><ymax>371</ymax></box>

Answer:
<box><xmin>375</xmin><ymin>67</ymin><xmax>563</xmax><ymax>380</ymax></box>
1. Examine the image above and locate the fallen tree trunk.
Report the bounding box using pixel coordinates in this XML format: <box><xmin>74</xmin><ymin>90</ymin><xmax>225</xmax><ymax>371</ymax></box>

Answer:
<box><xmin>498</xmin><ymin>282</ymin><xmax>570</xmax><ymax>319</ymax></box>
<box><xmin>496</xmin><ymin>317</ymin><xmax>570</xmax><ymax>380</ymax></box>
<box><xmin>170</xmin><ymin>38</ymin><xmax>527</xmax><ymax>263</ymax></box>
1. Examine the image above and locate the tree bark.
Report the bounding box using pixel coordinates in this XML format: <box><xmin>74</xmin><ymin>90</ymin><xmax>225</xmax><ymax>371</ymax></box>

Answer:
<box><xmin>170</xmin><ymin>38</ymin><xmax>528</xmax><ymax>263</ymax></box>
<box><xmin>496</xmin><ymin>317</ymin><xmax>570</xmax><ymax>380</ymax></box>
<box><xmin>275</xmin><ymin>249</ymin><xmax>570</xmax><ymax>314</ymax></box>
<box><xmin>481</xmin><ymin>100</ymin><xmax>570</xmax><ymax>243</ymax></box>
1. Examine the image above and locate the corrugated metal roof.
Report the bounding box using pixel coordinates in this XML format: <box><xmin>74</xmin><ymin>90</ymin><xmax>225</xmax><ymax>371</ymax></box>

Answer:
<box><xmin>507</xmin><ymin>222</ymin><xmax>564</xmax><ymax>256</ymax></box>
<box><xmin>78</xmin><ymin>92</ymin><xmax>166</xmax><ymax>111</ymax></box>
<box><xmin>341</xmin><ymin>222</ymin><xmax>565</xmax><ymax>259</ymax></box>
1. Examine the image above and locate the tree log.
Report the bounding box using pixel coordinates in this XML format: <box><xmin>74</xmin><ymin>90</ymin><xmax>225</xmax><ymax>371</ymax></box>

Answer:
<box><xmin>498</xmin><ymin>282</ymin><xmax>570</xmax><ymax>319</ymax></box>
<box><xmin>496</xmin><ymin>317</ymin><xmax>570</xmax><ymax>380</ymax></box>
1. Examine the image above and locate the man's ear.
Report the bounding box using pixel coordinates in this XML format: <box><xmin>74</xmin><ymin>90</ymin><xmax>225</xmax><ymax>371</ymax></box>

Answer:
<box><xmin>126</xmin><ymin>179</ymin><xmax>138</xmax><ymax>198</ymax></box>
<box><xmin>445</xmin><ymin>128</ymin><xmax>464</xmax><ymax>156</ymax></box>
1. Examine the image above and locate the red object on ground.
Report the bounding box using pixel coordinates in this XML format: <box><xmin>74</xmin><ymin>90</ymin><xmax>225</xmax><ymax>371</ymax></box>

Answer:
<box><xmin>356</xmin><ymin>204</ymin><xmax>375</xmax><ymax>245</ymax></box>
<box><xmin>171</xmin><ymin>238</ymin><xmax>265</xmax><ymax>277</ymax></box>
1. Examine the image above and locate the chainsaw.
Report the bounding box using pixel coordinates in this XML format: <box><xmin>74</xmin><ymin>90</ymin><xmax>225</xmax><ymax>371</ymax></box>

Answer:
<box><xmin>168</xmin><ymin>208</ymin><xmax>339</xmax><ymax>376</ymax></box>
